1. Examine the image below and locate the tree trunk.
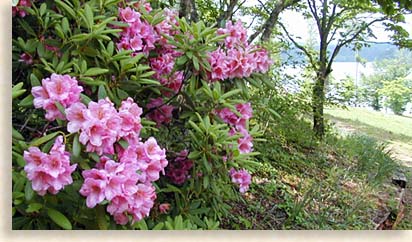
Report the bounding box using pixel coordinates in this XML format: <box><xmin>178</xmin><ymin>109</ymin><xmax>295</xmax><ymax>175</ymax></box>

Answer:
<box><xmin>313</xmin><ymin>72</ymin><xmax>327</xmax><ymax>138</ymax></box>
<box><xmin>216</xmin><ymin>0</ymin><xmax>238</xmax><ymax>27</ymax></box>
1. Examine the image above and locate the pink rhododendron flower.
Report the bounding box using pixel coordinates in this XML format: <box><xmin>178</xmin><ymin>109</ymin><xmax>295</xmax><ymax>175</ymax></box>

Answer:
<box><xmin>146</xmin><ymin>98</ymin><xmax>174</xmax><ymax>126</ymax></box>
<box><xmin>68</xmin><ymin>97</ymin><xmax>143</xmax><ymax>156</ymax></box>
<box><xmin>80</xmin><ymin>177</ymin><xmax>107</xmax><ymax>208</ymax></box>
<box><xmin>216</xmin><ymin>102</ymin><xmax>254</xmax><ymax>154</ymax></box>
<box><xmin>217</xmin><ymin>21</ymin><xmax>248</xmax><ymax>49</ymax></box>
<box><xmin>12</xmin><ymin>0</ymin><xmax>31</xmax><ymax>18</ymax></box>
<box><xmin>32</xmin><ymin>74</ymin><xmax>83</xmax><ymax>121</ymax></box>
<box><xmin>159</xmin><ymin>203</ymin><xmax>171</xmax><ymax>214</ymax></box>
<box><xmin>79</xmin><ymin>134</ymin><xmax>167</xmax><ymax>224</ymax></box>
<box><xmin>208</xmin><ymin>48</ymin><xmax>229</xmax><ymax>81</ymax></box>
<box><xmin>19</xmin><ymin>53</ymin><xmax>33</xmax><ymax>65</ymax></box>
<box><xmin>165</xmin><ymin>149</ymin><xmax>193</xmax><ymax>185</ymax></box>
<box><xmin>150</xmin><ymin>53</ymin><xmax>175</xmax><ymax>78</ymax></box>
<box><xmin>118</xmin><ymin>97</ymin><xmax>143</xmax><ymax>144</ymax></box>
<box><xmin>252</xmin><ymin>47</ymin><xmax>272</xmax><ymax>73</ymax></box>
<box><xmin>65</xmin><ymin>102</ymin><xmax>88</xmax><ymax>133</ymax></box>
<box><xmin>116</xmin><ymin>7</ymin><xmax>158</xmax><ymax>55</ymax></box>
<box><xmin>238</xmin><ymin>129</ymin><xmax>253</xmax><ymax>154</ymax></box>
<box><xmin>119</xmin><ymin>7</ymin><xmax>141</xmax><ymax>23</ymax></box>
<box><xmin>226</xmin><ymin>48</ymin><xmax>254</xmax><ymax>78</ymax></box>
<box><xmin>23</xmin><ymin>136</ymin><xmax>77</xmax><ymax>196</ymax></box>
<box><xmin>119</xmin><ymin>137</ymin><xmax>168</xmax><ymax>183</ymax></box>
<box><xmin>229</xmin><ymin>168</ymin><xmax>252</xmax><ymax>193</ymax></box>
<box><xmin>207</xmin><ymin>21</ymin><xmax>271</xmax><ymax>81</ymax></box>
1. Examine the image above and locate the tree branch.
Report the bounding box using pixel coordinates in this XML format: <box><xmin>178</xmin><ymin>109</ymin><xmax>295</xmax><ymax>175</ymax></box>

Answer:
<box><xmin>216</xmin><ymin>0</ymin><xmax>239</xmax><ymax>26</ymax></box>
<box><xmin>327</xmin><ymin>17</ymin><xmax>387</xmax><ymax>72</ymax></box>
<box><xmin>254</xmin><ymin>0</ymin><xmax>301</xmax><ymax>43</ymax></box>
<box><xmin>279</xmin><ymin>21</ymin><xmax>317</xmax><ymax>68</ymax></box>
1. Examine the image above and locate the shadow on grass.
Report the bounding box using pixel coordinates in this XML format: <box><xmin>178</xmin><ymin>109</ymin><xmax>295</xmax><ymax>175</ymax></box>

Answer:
<box><xmin>325</xmin><ymin>114</ymin><xmax>412</xmax><ymax>145</ymax></box>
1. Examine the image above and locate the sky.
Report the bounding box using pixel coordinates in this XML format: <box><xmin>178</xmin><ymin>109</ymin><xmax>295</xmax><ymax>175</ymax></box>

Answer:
<box><xmin>280</xmin><ymin>10</ymin><xmax>412</xmax><ymax>43</ymax></box>
<box><xmin>240</xmin><ymin>1</ymin><xmax>412</xmax><ymax>44</ymax></box>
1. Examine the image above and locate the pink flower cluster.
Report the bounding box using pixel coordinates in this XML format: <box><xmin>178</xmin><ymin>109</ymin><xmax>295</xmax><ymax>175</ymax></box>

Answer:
<box><xmin>23</xmin><ymin>136</ymin><xmax>77</xmax><ymax>196</ymax></box>
<box><xmin>80</xmin><ymin>136</ymin><xmax>167</xmax><ymax>225</ymax></box>
<box><xmin>159</xmin><ymin>203</ymin><xmax>171</xmax><ymax>214</ymax></box>
<box><xmin>66</xmin><ymin>97</ymin><xmax>143</xmax><ymax>155</ymax></box>
<box><xmin>19</xmin><ymin>53</ymin><xmax>33</xmax><ymax>65</ymax></box>
<box><xmin>32</xmin><ymin>74</ymin><xmax>83</xmax><ymax>121</ymax></box>
<box><xmin>229</xmin><ymin>168</ymin><xmax>251</xmax><ymax>193</ymax></box>
<box><xmin>118</xmin><ymin>137</ymin><xmax>168</xmax><ymax>184</ymax></box>
<box><xmin>207</xmin><ymin>21</ymin><xmax>272</xmax><ymax>82</ymax></box>
<box><xmin>12</xmin><ymin>0</ymin><xmax>31</xmax><ymax>18</ymax></box>
<box><xmin>216</xmin><ymin>103</ymin><xmax>253</xmax><ymax>154</ymax></box>
<box><xmin>117</xmin><ymin>5</ymin><xmax>183</xmax><ymax>96</ymax></box>
<box><xmin>146</xmin><ymin>97</ymin><xmax>174</xmax><ymax>126</ymax></box>
<box><xmin>117</xmin><ymin>7</ymin><xmax>157</xmax><ymax>54</ymax></box>
<box><xmin>150</xmin><ymin>52</ymin><xmax>184</xmax><ymax>96</ymax></box>
<box><xmin>165</xmin><ymin>150</ymin><xmax>193</xmax><ymax>185</ymax></box>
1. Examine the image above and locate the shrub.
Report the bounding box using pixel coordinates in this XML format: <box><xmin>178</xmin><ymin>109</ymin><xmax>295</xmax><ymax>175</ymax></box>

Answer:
<box><xmin>12</xmin><ymin>0</ymin><xmax>271</xmax><ymax>229</ymax></box>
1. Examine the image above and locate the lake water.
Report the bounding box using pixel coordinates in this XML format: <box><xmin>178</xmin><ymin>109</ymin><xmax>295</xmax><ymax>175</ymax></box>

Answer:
<box><xmin>330</xmin><ymin>62</ymin><xmax>375</xmax><ymax>81</ymax></box>
<box><xmin>284</xmin><ymin>62</ymin><xmax>375</xmax><ymax>81</ymax></box>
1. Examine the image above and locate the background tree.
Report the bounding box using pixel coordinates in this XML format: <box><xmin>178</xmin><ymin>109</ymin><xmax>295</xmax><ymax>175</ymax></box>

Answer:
<box><xmin>379</xmin><ymin>78</ymin><xmax>411</xmax><ymax>114</ymax></box>
<box><xmin>278</xmin><ymin>0</ymin><xmax>410</xmax><ymax>138</ymax></box>
<box><xmin>361</xmin><ymin>49</ymin><xmax>412</xmax><ymax>111</ymax></box>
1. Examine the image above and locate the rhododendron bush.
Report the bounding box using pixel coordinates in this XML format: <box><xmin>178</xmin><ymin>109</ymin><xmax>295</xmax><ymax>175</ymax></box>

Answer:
<box><xmin>12</xmin><ymin>0</ymin><xmax>271</xmax><ymax>230</ymax></box>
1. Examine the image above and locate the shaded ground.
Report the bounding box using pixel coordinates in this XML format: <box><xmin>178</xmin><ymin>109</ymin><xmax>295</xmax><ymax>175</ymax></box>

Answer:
<box><xmin>326</xmin><ymin>113</ymin><xmax>412</xmax><ymax>229</ymax></box>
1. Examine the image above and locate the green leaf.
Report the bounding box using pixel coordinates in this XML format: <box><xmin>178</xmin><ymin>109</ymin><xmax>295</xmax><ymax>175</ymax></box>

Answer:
<box><xmin>17</xmin><ymin>19</ymin><xmax>36</xmax><ymax>37</ymax></box>
<box><xmin>55</xmin><ymin>0</ymin><xmax>76</xmax><ymax>19</ymax></box>
<box><xmin>62</xmin><ymin>18</ymin><xmax>70</xmax><ymax>34</ymax></box>
<box><xmin>30</xmin><ymin>73</ymin><xmax>41</xmax><ymax>86</ymax></box>
<box><xmin>12</xmin><ymin>127</ymin><xmax>24</xmax><ymax>140</ymax></box>
<box><xmin>40</xmin><ymin>3</ymin><xmax>47</xmax><ymax>16</ymax></box>
<box><xmin>267</xmin><ymin>108</ymin><xmax>281</xmax><ymax>119</ymax></box>
<box><xmin>70</xmin><ymin>33</ymin><xmax>90</xmax><ymax>42</ymax></box>
<box><xmin>30</xmin><ymin>132</ymin><xmax>59</xmax><ymax>147</ymax></box>
<box><xmin>13</xmin><ymin>88</ymin><xmax>26</xmax><ymax>99</ymax></box>
<box><xmin>192</xmin><ymin>56</ymin><xmax>200</xmax><ymax>71</ymax></box>
<box><xmin>72</xmin><ymin>133</ymin><xmax>81</xmax><ymax>157</ymax></box>
<box><xmin>137</xmin><ymin>78</ymin><xmax>160</xmax><ymax>85</ymax></box>
<box><xmin>107</xmin><ymin>41</ymin><xmax>114</xmax><ymax>56</ymax></box>
<box><xmin>18</xmin><ymin>94</ymin><xmax>34</xmax><ymax>107</ymax></box>
<box><xmin>152</xmin><ymin>222</ymin><xmax>164</xmax><ymax>230</ymax></box>
<box><xmin>134</xmin><ymin>220</ymin><xmax>148</xmax><ymax>230</ymax></box>
<box><xmin>203</xmin><ymin>175</ymin><xmax>209</xmax><ymax>189</ymax></box>
<box><xmin>12</xmin><ymin>0</ymin><xmax>19</xmax><ymax>7</ymax></box>
<box><xmin>174</xmin><ymin>215</ymin><xmax>183</xmax><ymax>230</ymax></box>
<box><xmin>47</xmin><ymin>208</ymin><xmax>72</xmax><ymax>230</ymax></box>
<box><xmin>55</xmin><ymin>101</ymin><xmax>66</xmax><ymax>117</ymax></box>
<box><xmin>116</xmin><ymin>88</ymin><xmax>129</xmax><ymax>100</ymax></box>
<box><xmin>118</xmin><ymin>139</ymin><xmax>129</xmax><ymax>149</ymax></box>
<box><xmin>26</xmin><ymin>203</ymin><xmax>43</xmax><ymax>213</ymax></box>
<box><xmin>24</xmin><ymin>181</ymin><xmax>34</xmax><ymax>201</ymax></box>
<box><xmin>80</xmin><ymin>93</ymin><xmax>92</xmax><ymax>105</ymax></box>
<box><xmin>188</xmin><ymin>120</ymin><xmax>203</xmax><ymax>134</ymax></box>
<box><xmin>84</xmin><ymin>67</ymin><xmax>109</xmax><ymax>76</ymax></box>
<box><xmin>96</xmin><ymin>205</ymin><xmax>108</xmax><ymax>230</ymax></box>
<box><xmin>84</xmin><ymin>3</ymin><xmax>94</xmax><ymax>29</ymax></box>
<box><xmin>165</xmin><ymin>221</ymin><xmax>174</xmax><ymax>230</ymax></box>
<box><xmin>98</xmin><ymin>85</ymin><xmax>107</xmax><ymax>100</ymax></box>
<box><xmin>219</xmin><ymin>89</ymin><xmax>242</xmax><ymax>101</ymax></box>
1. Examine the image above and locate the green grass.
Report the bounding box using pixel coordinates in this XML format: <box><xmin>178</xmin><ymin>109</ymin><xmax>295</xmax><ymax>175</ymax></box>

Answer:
<box><xmin>222</xmin><ymin>111</ymin><xmax>402</xmax><ymax>229</ymax></box>
<box><xmin>325</xmin><ymin>107</ymin><xmax>412</xmax><ymax>167</ymax></box>
<box><xmin>325</xmin><ymin>107</ymin><xmax>412</xmax><ymax>230</ymax></box>
<box><xmin>325</xmin><ymin>107</ymin><xmax>412</xmax><ymax>142</ymax></box>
